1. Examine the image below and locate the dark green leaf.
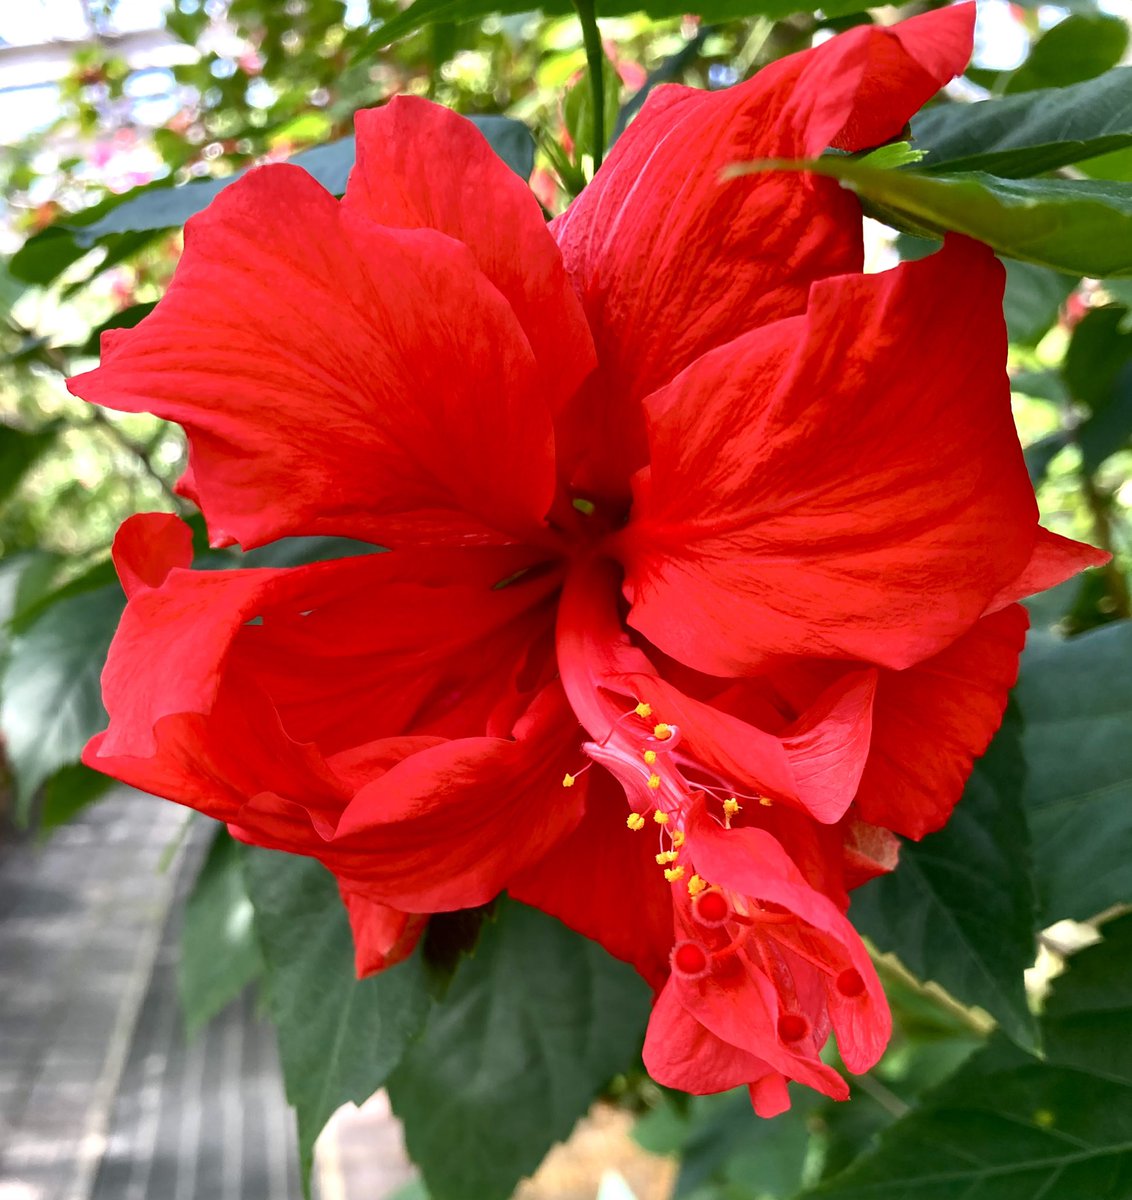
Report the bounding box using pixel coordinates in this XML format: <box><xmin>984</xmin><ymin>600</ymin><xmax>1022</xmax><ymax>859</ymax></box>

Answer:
<box><xmin>740</xmin><ymin>159</ymin><xmax>1132</xmax><ymax>277</ymax></box>
<box><xmin>803</xmin><ymin>914</ymin><xmax>1132</xmax><ymax>1200</ymax></box>
<box><xmin>38</xmin><ymin>763</ymin><xmax>114</xmax><ymax>832</ymax></box>
<box><xmin>77</xmin><ymin>301</ymin><xmax>158</xmax><ymax>356</ymax></box>
<box><xmin>1005</xmin><ymin>15</ymin><xmax>1129</xmax><ymax>94</ymax></box>
<box><xmin>388</xmin><ymin>900</ymin><xmax>651</xmax><ymax>1200</ymax></box>
<box><xmin>0</xmin><ymin>422</ymin><xmax>60</xmax><ymax>508</ymax></box>
<box><xmin>1017</xmin><ymin>622</ymin><xmax>1132</xmax><ymax>923</ymax></box>
<box><xmin>237</xmin><ymin>535</ymin><xmax>382</xmax><ymax>568</ymax></box>
<box><xmin>7</xmin><ymin>556</ymin><xmax>118</xmax><ymax>635</ymax></box>
<box><xmin>1023</xmin><ymin>430</ymin><xmax>1070</xmax><ymax>486</ymax></box>
<box><xmin>243</xmin><ymin>848</ymin><xmax>431</xmax><ymax>1185</ymax></box>
<box><xmin>179</xmin><ymin>827</ymin><xmax>263</xmax><ymax>1036</ymax></box>
<box><xmin>0</xmin><ymin>582</ymin><xmax>125</xmax><ymax>821</ymax></box>
<box><xmin>11</xmin><ymin>117</ymin><xmax>534</xmax><ymax>284</ymax></box>
<box><xmin>674</xmin><ymin>1089</ymin><xmax>816</xmax><ymax>1199</ymax></box>
<box><xmin>851</xmin><ymin>707</ymin><xmax>1039</xmax><ymax>1052</ymax></box>
<box><xmin>1064</xmin><ymin>304</ymin><xmax>1132</xmax><ymax>412</ymax></box>
<box><xmin>1001</xmin><ymin>260</ymin><xmax>1077</xmax><ymax>348</ymax></box>
<box><xmin>1078</xmin><ymin>363</ymin><xmax>1132</xmax><ymax>471</ymax></box>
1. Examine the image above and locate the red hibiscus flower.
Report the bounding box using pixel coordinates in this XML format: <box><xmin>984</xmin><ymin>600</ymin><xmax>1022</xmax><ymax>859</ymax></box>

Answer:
<box><xmin>69</xmin><ymin>3</ymin><xmax>1105</xmax><ymax>1103</ymax></box>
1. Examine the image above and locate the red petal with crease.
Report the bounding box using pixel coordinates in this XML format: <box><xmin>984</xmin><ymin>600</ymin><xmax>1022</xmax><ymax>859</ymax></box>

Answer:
<box><xmin>854</xmin><ymin>604</ymin><xmax>1030</xmax><ymax>839</ymax></box>
<box><xmin>686</xmin><ymin>805</ymin><xmax>890</xmax><ymax>1074</ymax></box>
<box><xmin>338</xmin><ymin>884</ymin><xmax>427</xmax><ymax>978</ymax></box>
<box><xmin>986</xmin><ymin>526</ymin><xmax>1110</xmax><ymax>614</ymax></box>
<box><xmin>510</xmin><ymin>769</ymin><xmax>674</xmax><ymax>990</ymax></box>
<box><xmin>303</xmin><ymin>683</ymin><xmax>585</xmax><ymax>912</ymax></box>
<box><xmin>86</xmin><ymin>515</ymin><xmax>566</xmax><ymax>911</ymax></box>
<box><xmin>345</xmin><ymin>97</ymin><xmax>595</xmax><ymax>415</ymax></box>
<box><xmin>68</xmin><ymin>166</ymin><xmax>557</xmax><ymax>550</ymax></box>
<box><xmin>645</xmin><ymin>981</ymin><xmax>779</xmax><ymax>1094</ymax></box>
<box><xmin>620</xmin><ymin>238</ymin><xmax>1036</xmax><ymax>675</ymax></box>
<box><xmin>550</xmin><ymin>5</ymin><xmax>973</xmax><ymax>497</ymax></box>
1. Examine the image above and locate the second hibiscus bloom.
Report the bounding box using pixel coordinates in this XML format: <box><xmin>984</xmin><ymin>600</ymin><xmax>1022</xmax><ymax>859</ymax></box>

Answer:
<box><xmin>70</xmin><ymin>3</ymin><xmax>1103</xmax><ymax>1111</ymax></box>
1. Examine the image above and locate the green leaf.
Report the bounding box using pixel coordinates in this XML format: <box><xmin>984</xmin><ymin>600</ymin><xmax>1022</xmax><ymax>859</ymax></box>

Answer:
<box><xmin>801</xmin><ymin>914</ymin><xmax>1132</xmax><ymax>1200</ymax></box>
<box><xmin>1004</xmin><ymin>15</ymin><xmax>1129</xmax><ymax>94</ymax></box>
<box><xmin>387</xmin><ymin>900</ymin><xmax>651</xmax><ymax>1200</ymax></box>
<box><xmin>0</xmin><ymin>582</ymin><xmax>125</xmax><ymax>822</ymax></box>
<box><xmin>243</xmin><ymin>848</ymin><xmax>431</xmax><ymax>1185</ymax></box>
<box><xmin>673</xmin><ymin>1089</ymin><xmax>816</xmax><ymax>1199</ymax></box>
<box><xmin>0</xmin><ymin>422</ymin><xmax>60</xmax><ymax>508</ymax></box>
<box><xmin>1078</xmin><ymin>364</ymin><xmax>1132</xmax><ymax>472</ymax></box>
<box><xmin>737</xmin><ymin>159</ymin><xmax>1132</xmax><ymax>278</ymax></box>
<box><xmin>11</xmin><ymin>117</ymin><xmax>535</xmax><ymax>287</ymax></box>
<box><xmin>38</xmin><ymin>763</ymin><xmax>114</xmax><ymax>832</ymax></box>
<box><xmin>179</xmin><ymin>827</ymin><xmax>264</xmax><ymax>1036</ymax></box>
<box><xmin>1016</xmin><ymin>622</ymin><xmax>1132</xmax><ymax>924</ymax></box>
<box><xmin>360</xmin><ymin>0</ymin><xmax>868</xmax><ymax>56</ymax></box>
<box><xmin>1001</xmin><ymin>260</ymin><xmax>1077</xmax><ymax>348</ymax></box>
<box><xmin>1064</xmin><ymin>304</ymin><xmax>1132</xmax><ymax>411</ymax></box>
<box><xmin>851</xmin><ymin>707</ymin><xmax>1039</xmax><ymax>1052</ymax></box>
<box><xmin>563</xmin><ymin>50</ymin><xmax>621</xmax><ymax>164</ymax></box>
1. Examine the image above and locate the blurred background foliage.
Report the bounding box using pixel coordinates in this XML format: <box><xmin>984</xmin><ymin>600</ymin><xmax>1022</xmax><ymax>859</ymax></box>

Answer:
<box><xmin>2</xmin><ymin>1</ymin><xmax>1132</xmax><ymax>1198</ymax></box>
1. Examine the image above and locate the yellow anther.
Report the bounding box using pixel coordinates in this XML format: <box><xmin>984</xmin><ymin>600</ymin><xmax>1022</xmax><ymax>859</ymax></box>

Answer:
<box><xmin>653</xmin><ymin>810</ymin><xmax>670</xmax><ymax>826</ymax></box>
<box><xmin>759</xmin><ymin>796</ymin><xmax>773</xmax><ymax>807</ymax></box>
<box><xmin>655</xmin><ymin>850</ymin><xmax>679</xmax><ymax>865</ymax></box>
<box><xmin>664</xmin><ymin>866</ymin><xmax>685</xmax><ymax>883</ymax></box>
<box><xmin>626</xmin><ymin>812</ymin><xmax>646</xmax><ymax>831</ymax></box>
<box><xmin>647</xmin><ymin>773</ymin><xmax>661</xmax><ymax>790</ymax></box>
<box><xmin>653</xmin><ymin>723</ymin><xmax>672</xmax><ymax>739</ymax></box>
<box><xmin>643</xmin><ymin>749</ymin><xmax>657</xmax><ymax>765</ymax></box>
<box><xmin>687</xmin><ymin>874</ymin><xmax>707</xmax><ymax>896</ymax></box>
<box><xmin>723</xmin><ymin>797</ymin><xmax>741</xmax><ymax>817</ymax></box>
<box><xmin>562</xmin><ymin>773</ymin><xmax>576</xmax><ymax>788</ymax></box>
<box><xmin>635</xmin><ymin>702</ymin><xmax>652</xmax><ymax>718</ymax></box>
<box><xmin>672</xmin><ymin>830</ymin><xmax>685</xmax><ymax>848</ymax></box>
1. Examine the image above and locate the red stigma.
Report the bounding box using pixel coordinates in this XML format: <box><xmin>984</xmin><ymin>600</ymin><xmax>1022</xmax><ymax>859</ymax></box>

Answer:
<box><xmin>692</xmin><ymin>889</ymin><xmax>730</xmax><ymax>927</ymax></box>
<box><xmin>777</xmin><ymin>1013</ymin><xmax>810</xmax><ymax>1042</ymax></box>
<box><xmin>671</xmin><ymin>940</ymin><xmax>710</xmax><ymax>979</ymax></box>
<box><xmin>836</xmin><ymin>967</ymin><xmax>866</xmax><ymax>997</ymax></box>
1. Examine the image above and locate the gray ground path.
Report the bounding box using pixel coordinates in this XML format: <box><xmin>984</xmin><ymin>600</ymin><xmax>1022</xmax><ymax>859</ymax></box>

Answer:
<box><xmin>0</xmin><ymin>788</ymin><xmax>413</xmax><ymax>1200</ymax></box>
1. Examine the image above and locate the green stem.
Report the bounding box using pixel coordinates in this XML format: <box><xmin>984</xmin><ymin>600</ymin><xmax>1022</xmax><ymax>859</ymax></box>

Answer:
<box><xmin>573</xmin><ymin>0</ymin><xmax>605</xmax><ymax>171</ymax></box>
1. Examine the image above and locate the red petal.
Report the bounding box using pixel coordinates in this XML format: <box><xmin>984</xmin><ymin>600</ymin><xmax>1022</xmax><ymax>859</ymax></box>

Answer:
<box><xmin>310</xmin><ymin>683</ymin><xmax>585</xmax><ymax>911</ymax></box>
<box><xmin>112</xmin><ymin>512</ymin><xmax>192</xmax><ymax>597</ymax></box>
<box><xmin>510</xmin><ymin>769</ymin><xmax>674</xmax><ymax>989</ymax></box>
<box><xmin>620</xmin><ymin>238</ymin><xmax>1036</xmax><ymax>674</ymax></box>
<box><xmin>644</xmin><ymin>980</ymin><xmax>778</xmax><ymax>1094</ymax></box>
<box><xmin>345</xmin><ymin>97</ymin><xmax>596</xmax><ymax>416</ymax></box>
<box><xmin>338</xmin><ymin>884</ymin><xmax>427</xmax><ymax>978</ymax></box>
<box><xmin>87</xmin><ymin>515</ymin><xmax>565</xmax><ymax>898</ymax></box>
<box><xmin>68</xmin><ymin>165</ymin><xmax>557</xmax><ymax>550</ymax></box>
<box><xmin>986</xmin><ymin>526</ymin><xmax>1110</xmax><ymax>613</ymax></box>
<box><xmin>686</xmin><ymin>805</ymin><xmax>891</xmax><ymax>1074</ymax></box>
<box><xmin>557</xmin><ymin>557</ymin><xmax>874</xmax><ymax>825</ymax></box>
<box><xmin>854</xmin><ymin>604</ymin><xmax>1029</xmax><ymax>839</ymax></box>
<box><xmin>550</xmin><ymin>6</ymin><xmax>972</xmax><ymax>497</ymax></box>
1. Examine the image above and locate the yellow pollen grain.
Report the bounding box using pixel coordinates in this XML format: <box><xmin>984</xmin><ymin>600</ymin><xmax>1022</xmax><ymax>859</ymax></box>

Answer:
<box><xmin>626</xmin><ymin>812</ymin><xmax>646</xmax><ymax>831</ymax></box>
<box><xmin>643</xmin><ymin>749</ymin><xmax>657</xmax><ymax>765</ymax></box>
<box><xmin>759</xmin><ymin>796</ymin><xmax>773</xmax><ymax>807</ymax></box>
<box><xmin>562</xmin><ymin>773</ymin><xmax>576</xmax><ymax>788</ymax></box>
<box><xmin>723</xmin><ymin>798</ymin><xmax>741</xmax><ymax>817</ymax></box>
<box><xmin>653</xmin><ymin>810</ymin><xmax>670</xmax><ymax>826</ymax></box>
<box><xmin>672</xmin><ymin>830</ymin><xmax>685</xmax><ymax>848</ymax></box>
<box><xmin>655</xmin><ymin>850</ymin><xmax>678</xmax><ymax>865</ymax></box>
<box><xmin>634</xmin><ymin>702</ymin><xmax>652</xmax><ymax>718</ymax></box>
<box><xmin>687</xmin><ymin>874</ymin><xmax>706</xmax><ymax>896</ymax></box>
<box><xmin>647</xmin><ymin>773</ymin><xmax>661</xmax><ymax>790</ymax></box>
<box><xmin>664</xmin><ymin>866</ymin><xmax>685</xmax><ymax>883</ymax></box>
<box><xmin>653</xmin><ymin>723</ymin><xmax>672</xmax><ymax>739</ymax></box>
